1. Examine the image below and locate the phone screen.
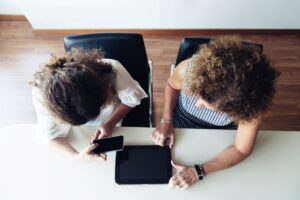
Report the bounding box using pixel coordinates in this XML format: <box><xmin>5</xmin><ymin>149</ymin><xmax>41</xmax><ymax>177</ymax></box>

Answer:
<box><xmin>92</xmin><ymin>136</ymin><xmax>124</xmax><ymax>154</ymax></box>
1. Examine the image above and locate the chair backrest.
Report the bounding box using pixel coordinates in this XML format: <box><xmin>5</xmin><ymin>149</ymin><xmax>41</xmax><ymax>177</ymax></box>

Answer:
<box><xmin>175</xmin><ymin>37</ymin><xmax>263</xmax><ymax>66</ymax></box>
<box><xmin>64</xmin><ymin>33</ymin><xmax>151</xmax><ymax>127</ymax></box>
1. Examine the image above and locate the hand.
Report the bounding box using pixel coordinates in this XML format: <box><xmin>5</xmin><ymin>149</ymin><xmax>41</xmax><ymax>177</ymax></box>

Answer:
<box><xmin>168</xmin><ymin>161</ymin><xmax>199</xmax><ymax>190</ymax></box>
<box><xmin>76</xmin><ymin>143</ymin><xmax>107</xmax><ymax>162</ymax></box>
<box><xmin>151</xmin><ymin>119</ymin><xmax>175</xmax><ymax>148</ymax></box>
<box><xmin>92</xmin><ymin>123</ymin><xmax>113</xmax><ymax>141</ymax></box>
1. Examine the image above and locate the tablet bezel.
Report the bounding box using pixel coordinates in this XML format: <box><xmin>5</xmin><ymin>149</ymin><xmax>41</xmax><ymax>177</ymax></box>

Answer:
<box><xmin>115</xmin><ymin>145</ymin><xmax>172</xmax><ymax>184</ymax></box>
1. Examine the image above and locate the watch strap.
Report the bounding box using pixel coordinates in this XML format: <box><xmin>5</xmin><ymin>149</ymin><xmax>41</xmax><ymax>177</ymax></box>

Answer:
<box><xmin>194</xmin><ymin>164</ymin><xmax>204</xmax><ymax>180</ymax></box>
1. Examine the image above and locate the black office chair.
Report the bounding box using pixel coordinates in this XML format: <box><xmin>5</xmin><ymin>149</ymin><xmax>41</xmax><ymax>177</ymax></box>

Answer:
<box><xmin>175</xmin><ymin>37</ymin><xmax>263</xmax><ymax>66</ymax></box>
<box><xmin>64</xmin><ymin>33</ymin><xmax>152</xmax><ymax>127</ymax></box>
<box><xmin>172</xmin><ymin>37</ymin><xmax>263</xmax><ymax>130</ymax></box>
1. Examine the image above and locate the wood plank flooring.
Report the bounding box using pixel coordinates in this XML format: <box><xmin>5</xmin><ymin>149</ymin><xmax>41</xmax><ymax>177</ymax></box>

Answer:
<box><xmin>0</xmin><ymin>20</ymin><xmax>299</xmax><ymax>130</ymax></box>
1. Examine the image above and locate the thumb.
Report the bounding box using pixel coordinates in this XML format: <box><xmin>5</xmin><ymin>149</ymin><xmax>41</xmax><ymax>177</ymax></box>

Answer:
<box><xmin>98</xmin><ymin>153</ymin><xmax>107</xmax><ymax>161</ymax></box>
<box><xmin>171</xmin><ymin>160</ymin><xmax>185</xmax><ymax>171</ymax></box>
<box><xmin>97</xmin><ymin>128</ymin><xmax>107</xmax><ymax>139</ymax></box>
<box><xmin>169</xmin><ymin>134</ymin><xmax>175</xmax><ymax>149</ymax></box>
<box><xmin>92</xmin><ymin>130</ymin><xmax>100</xmax><ymax>142</ymax></box>
<box><xmin>86</xmin><ymin>143</ymin><xmax>98</xmax><ymax>153</ymax></box>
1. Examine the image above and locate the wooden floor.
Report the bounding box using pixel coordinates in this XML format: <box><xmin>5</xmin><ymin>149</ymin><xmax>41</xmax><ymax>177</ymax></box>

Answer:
<box><xmin>0</xmin><ymin>20</ymin><xmax>299</xmax><ymax>130</ymax></box>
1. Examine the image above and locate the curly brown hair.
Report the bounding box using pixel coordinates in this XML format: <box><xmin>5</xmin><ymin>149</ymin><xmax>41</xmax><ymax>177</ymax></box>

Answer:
<box><xmin>185</xmin><ymin>36</ymin><xmax>280</xmax><ymax>122</ymax></box>
<box><xmin>31</xmin><ymin>47</ymin><xmax>117</xmax><ymax>125</ymax></box>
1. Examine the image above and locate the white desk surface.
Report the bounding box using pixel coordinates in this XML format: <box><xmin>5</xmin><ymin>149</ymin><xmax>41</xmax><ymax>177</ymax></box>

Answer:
<box><xmin>0</xmin><ymin>124</ymin><xmax>299</xmax><ymax>200</ymax></box>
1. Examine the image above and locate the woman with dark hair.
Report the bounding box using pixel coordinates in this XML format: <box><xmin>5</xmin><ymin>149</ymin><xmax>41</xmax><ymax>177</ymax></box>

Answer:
<box><xmin>32</xmin><ymin>48</ymin><xmax>147</xmax><ymax>161</ymax></box>
<box><xmin>152</xmin><ymin>36</ymin><xmax>279</xmax><ymax>189</ymax></box>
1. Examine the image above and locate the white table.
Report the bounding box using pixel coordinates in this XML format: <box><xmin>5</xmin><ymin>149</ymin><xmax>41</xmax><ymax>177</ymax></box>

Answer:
<box><xmin>0</xmin><ymin>124</ymin><xmax>299</xmax><ymax>200</ymax></box>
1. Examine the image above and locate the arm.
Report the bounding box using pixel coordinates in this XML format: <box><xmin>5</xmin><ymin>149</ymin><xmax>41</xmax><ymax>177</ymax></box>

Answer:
<box><xmin>93</xmin><ymin>59</ymin><xmax>147</xmax><ymax>140</ymax></box>
<box><xmin>203</xmin><ymin>119</ymin><xmax>260</xmax><ymax>175</ymax></box>
<box><xmin>169</xmin><ymin>118</ymin><xmax>260</xmax><ymax>189</ymax></box>
<box><xmin>48</xmin><ymin>137</ymin><xmax>107</xmax><ymax>162</ymax></box>
<box><xmin>162</xmin><ymin>59</ymin><xmax>188</xmax><ymax>120</ymax></box>
<box><xmin>94</xmin><ymin>103</ymin><xmax>132</xmax><ymax>139</ymax></box>
<box><xmin>152</xmin><ymin>59</ymin><xmax>188</xmax><ymax>147</ymax></box>
<box><xmin>31</xmin><ymin>87</ymin><xmax>106</xmax><ymax>162</ymax></box>
<box><xmin>105</xmin><ymin>103</ymin><xmax>132</xmax><ymax>127</ymax></box>
<box><xmin>48</xmin><ymin>137</ymin><xmax>78</xmax><ymax>157</ymax></box>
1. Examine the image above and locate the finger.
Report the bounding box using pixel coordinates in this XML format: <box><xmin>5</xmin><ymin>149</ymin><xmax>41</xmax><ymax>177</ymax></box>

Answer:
<box><xmin>176</xmin><ymin>175</ymin><xmax>189</xmax><ymax>189</ymax></box>
<box><xmin>180</xmin><ymin>184</ymin><xmax>189</xmax><ymax>190</ymax></box>
<box><xmin>158</xmin><ymin>136</ymin><xmax>166</xmax><ymax>146</ymax></box>
<box><xmin>87</xmin><ymin>143</ymin><xmax>98</xmax><ymax>153</ymax></box>
<box><xmin>169</xmin><ymin>134</ymin><xmax>175</xmax><ymax>148</ymax></box>
<box><xmin>151</xmin><ymin>131</ymin><xmax>157</xmax><ymax>142</ymax></box>
<box><xmin>174</xmin><ymin>178</ymin><xmax>182</xmax><ymax>189</ymax></box>
<box><xmin>171</xmin><ymin>160</ymin><xmax>185</xmax><ymax>171</ymax></box>
<box><xmin>168</xmin><ymin>175</ymin><xmax>177</xmax><ymax>188</ymax></box>
<box><xmin>92</xmin><ymin>154</ymin><xmax>104</xmax><ymax>161</ymax></box>
<box><xmin>90</xmin><ymin>132</ymin><xmax>98</xmax><ymax>144</ymax></box>
<box><xmin>98</xmin><ymin>129</ymin><xmax>107</xmax><ymax>139</ymax></box>
<box><xmin>92</xmin><ymin>130</ymin><xmax>100</xmax><ymax>141</ymax></box>
<box><xmin>168</xmin><ymin>179</ymin><xmax>175</xmax><ymax>189</ymax></box>
<box><xmin>178</xmin><ymin>181</ymin><xmax>188</xmax><ymax>189</ymax></box>
<box><xmin>99</xmin><ymin>153</ymin><xmax>107</xmax><ymax>161</ymax></box>
<box><xmin>170</xmin><ymin>179</ymin><xmax>179</xmax><ymax>189</ymax></box>
<box><xmin>154</xmin><ymin>133</ymin><xmax>161</xmax><ymax>145</ymax></box>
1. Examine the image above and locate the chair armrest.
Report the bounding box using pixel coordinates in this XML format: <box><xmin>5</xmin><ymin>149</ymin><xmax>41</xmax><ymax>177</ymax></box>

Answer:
<box><xmin>148</xmin><ymin>59</ymin><xmax>153</xmax><ymax>127</ymax></box>
<box><xmin>170</xmin><ymin>64</ymin><xmax>175</xmax><ymax>75</ymax></box>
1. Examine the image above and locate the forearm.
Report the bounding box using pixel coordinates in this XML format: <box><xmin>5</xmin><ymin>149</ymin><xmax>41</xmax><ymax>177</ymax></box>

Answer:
<box><xmin>48</xmin><ymin>137</ymin><xmax>78</xmax><ymax>159</ymax></box>
<box><xmin>162</xmin><ymin>82</ymin><xmax>180</xmax><ymax>120</ymax></box>
<box><xmin>105</xmin><ymin>103</ymin><xmax>132</xmax><ymax>126</ymax></box>
<box><xmin>203</xmin><ymin>145</ymin><xmax>251</xmax><ymax>176</ymax></box>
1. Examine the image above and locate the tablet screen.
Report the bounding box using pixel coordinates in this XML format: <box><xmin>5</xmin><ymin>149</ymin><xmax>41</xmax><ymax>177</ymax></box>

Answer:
<box><xmin>115</xmin><ymin>145</ymin><xmax>172</xmax><ymax>184</ymax></box>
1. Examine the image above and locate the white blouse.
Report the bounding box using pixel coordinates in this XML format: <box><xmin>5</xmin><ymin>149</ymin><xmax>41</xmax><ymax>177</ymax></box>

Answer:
<box><xmin>32</xmin><ymin>58</ymin><xmax>148</xmax><ymax>142</ymax></box>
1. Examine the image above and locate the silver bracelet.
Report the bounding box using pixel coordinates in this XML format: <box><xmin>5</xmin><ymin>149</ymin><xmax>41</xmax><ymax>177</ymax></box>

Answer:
<box><xmin>160</xmin><ymin>118</ymin><xmax>172</xmax><ymax>124</ymax></box>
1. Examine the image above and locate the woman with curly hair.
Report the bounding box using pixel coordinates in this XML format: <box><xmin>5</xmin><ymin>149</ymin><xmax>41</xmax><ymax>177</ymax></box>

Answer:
<box><xmin>152</xmin><ymin>36</ymin><xmax>279</xmax><ymax>189</ymax></box>
<box><xmin>32</xmin><ymin>48</ymin><xmax>147</xmax><ymax>161</ymax></box>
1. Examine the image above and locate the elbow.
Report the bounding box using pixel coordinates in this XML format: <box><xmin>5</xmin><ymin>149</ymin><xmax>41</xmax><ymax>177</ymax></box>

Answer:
<box><xmin>233</xmin><ymin>145</ymin><xmax>253</xmax><ymax>159</ymax></box>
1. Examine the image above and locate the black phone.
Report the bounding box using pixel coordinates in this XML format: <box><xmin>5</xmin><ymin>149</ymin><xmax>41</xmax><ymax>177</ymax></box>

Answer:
<box><xmin>92</xmin><ymin>136</ymin><xmax>124</xmax><ymax>154</ymax></box>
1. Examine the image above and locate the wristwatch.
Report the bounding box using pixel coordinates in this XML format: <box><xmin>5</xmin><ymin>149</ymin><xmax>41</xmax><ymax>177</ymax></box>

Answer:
<box><xmin>194</xmin><ymin>164</ymin><xmax>204</xmax><ymax>180</ymax></box>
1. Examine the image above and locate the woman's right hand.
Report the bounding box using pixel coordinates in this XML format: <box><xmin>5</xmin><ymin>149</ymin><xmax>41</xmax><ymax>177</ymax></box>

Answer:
<box><xmin>151</xmin><ymin>119</ymin><xmax>175</xmax><ymax>148</ymax></box>
<box><xmin>76</xmin><ymin>143</ymin><xmax>107</xmax><ymax>162</ymax></box>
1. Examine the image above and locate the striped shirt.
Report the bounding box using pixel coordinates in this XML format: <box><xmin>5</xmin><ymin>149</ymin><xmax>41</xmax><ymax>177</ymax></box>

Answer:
<box><xmin>173</xmin><ymin>57</ymin><xmax>236</xmax><ymax>129</ymax></box>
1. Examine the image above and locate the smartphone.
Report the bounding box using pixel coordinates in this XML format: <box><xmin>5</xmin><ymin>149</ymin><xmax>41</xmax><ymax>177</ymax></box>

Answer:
<box><xmin>92</xmin><ymin>136</ymin><xmax>124</xmax><ymax>154</ymax></box>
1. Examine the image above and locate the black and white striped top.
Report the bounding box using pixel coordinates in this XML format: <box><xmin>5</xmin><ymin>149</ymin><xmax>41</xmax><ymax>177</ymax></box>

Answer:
<box><xmin>173</xmin><ymin>57</ymin><xmax>235</xmax><ymax>129</ymax></box>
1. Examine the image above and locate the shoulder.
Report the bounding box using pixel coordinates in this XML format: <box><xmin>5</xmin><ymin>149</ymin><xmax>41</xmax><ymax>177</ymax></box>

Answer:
<box><xmin>101</xmin><ymin>58</ymin><xmax>124</xmax><ymax>70</ymax></box>
<box><xmin>237</xmin><ymin>116</ymin><xmax>261</xmax><ymax>133</ymax></box>
<box><xmin>32</xmin><ymin>86</ymin><xmax>44</xmax><ymax>103</ymax></box>
<box><xmin>168</xmin><ymin>58</ymin><xmax>190</xmax><ymax>90</ymax></box>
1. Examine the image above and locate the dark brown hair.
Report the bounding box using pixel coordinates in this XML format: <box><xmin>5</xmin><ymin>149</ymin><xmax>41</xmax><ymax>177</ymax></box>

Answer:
<box><xmin>32</xmin><ymin>47</ymin><xmax>117</xmax><ymax>125</ymax></box>
<box><xmin>185</xmin><ymin>36</ymin><xmax>280</xmax><ymax>122</ymax></box>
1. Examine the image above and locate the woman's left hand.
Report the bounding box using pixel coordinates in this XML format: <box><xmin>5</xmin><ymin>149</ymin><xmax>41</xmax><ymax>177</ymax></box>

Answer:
<box><xmin>92</xmin><ymin>123</ymin><xmax>113</xmax><ymax>141</ymax></box>
<box><xmin>168</xmin><ymin>161</ymin><xmax>199</xmax><ymax>190</ymax></box>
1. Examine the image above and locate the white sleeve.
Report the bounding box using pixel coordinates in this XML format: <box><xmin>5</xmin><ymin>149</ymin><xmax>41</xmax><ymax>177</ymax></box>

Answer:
<box><xmin>107</xmin><ymin>59</ymin><xmax>148</xmax><ymax>108</ymax></box>
<box><xmin>32</xmin><ymin>87</ymin><xmax>71</xmax><ymax>142</ymax></box>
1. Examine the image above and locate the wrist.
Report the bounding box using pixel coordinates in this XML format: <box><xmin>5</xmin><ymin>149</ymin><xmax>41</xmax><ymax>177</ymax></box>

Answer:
<box><xmin>161</xmin><ymin>118</ymin><xmax>173</xmax><ymax>123</ymax></box>
<box><xmin>103</xmin><ymin>121</ymin><xmax>114</xmax><ymax>128</ymax></box>
<box><xmin>162</xmin><ymin>113</ymin><xmax>173</xmax><ymax>121</ymax></box>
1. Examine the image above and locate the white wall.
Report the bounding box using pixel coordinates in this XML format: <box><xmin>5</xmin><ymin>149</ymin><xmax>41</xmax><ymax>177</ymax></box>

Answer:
<box><xmin>12</xmin><ymin>0</ymin><xmax>300</xmax><ymax>29</ymax></box>
<box><xmin>0</xmin><ymin>0</ymin><xmax>22</xmax><ymax>14</ymax></box>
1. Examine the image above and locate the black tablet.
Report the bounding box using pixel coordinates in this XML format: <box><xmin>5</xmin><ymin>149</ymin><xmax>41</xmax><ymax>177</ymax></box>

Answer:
<box><xmin>115</xmin><ymin>145</ymin><xmax>172</xmax><ymax>184</ymax></box>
